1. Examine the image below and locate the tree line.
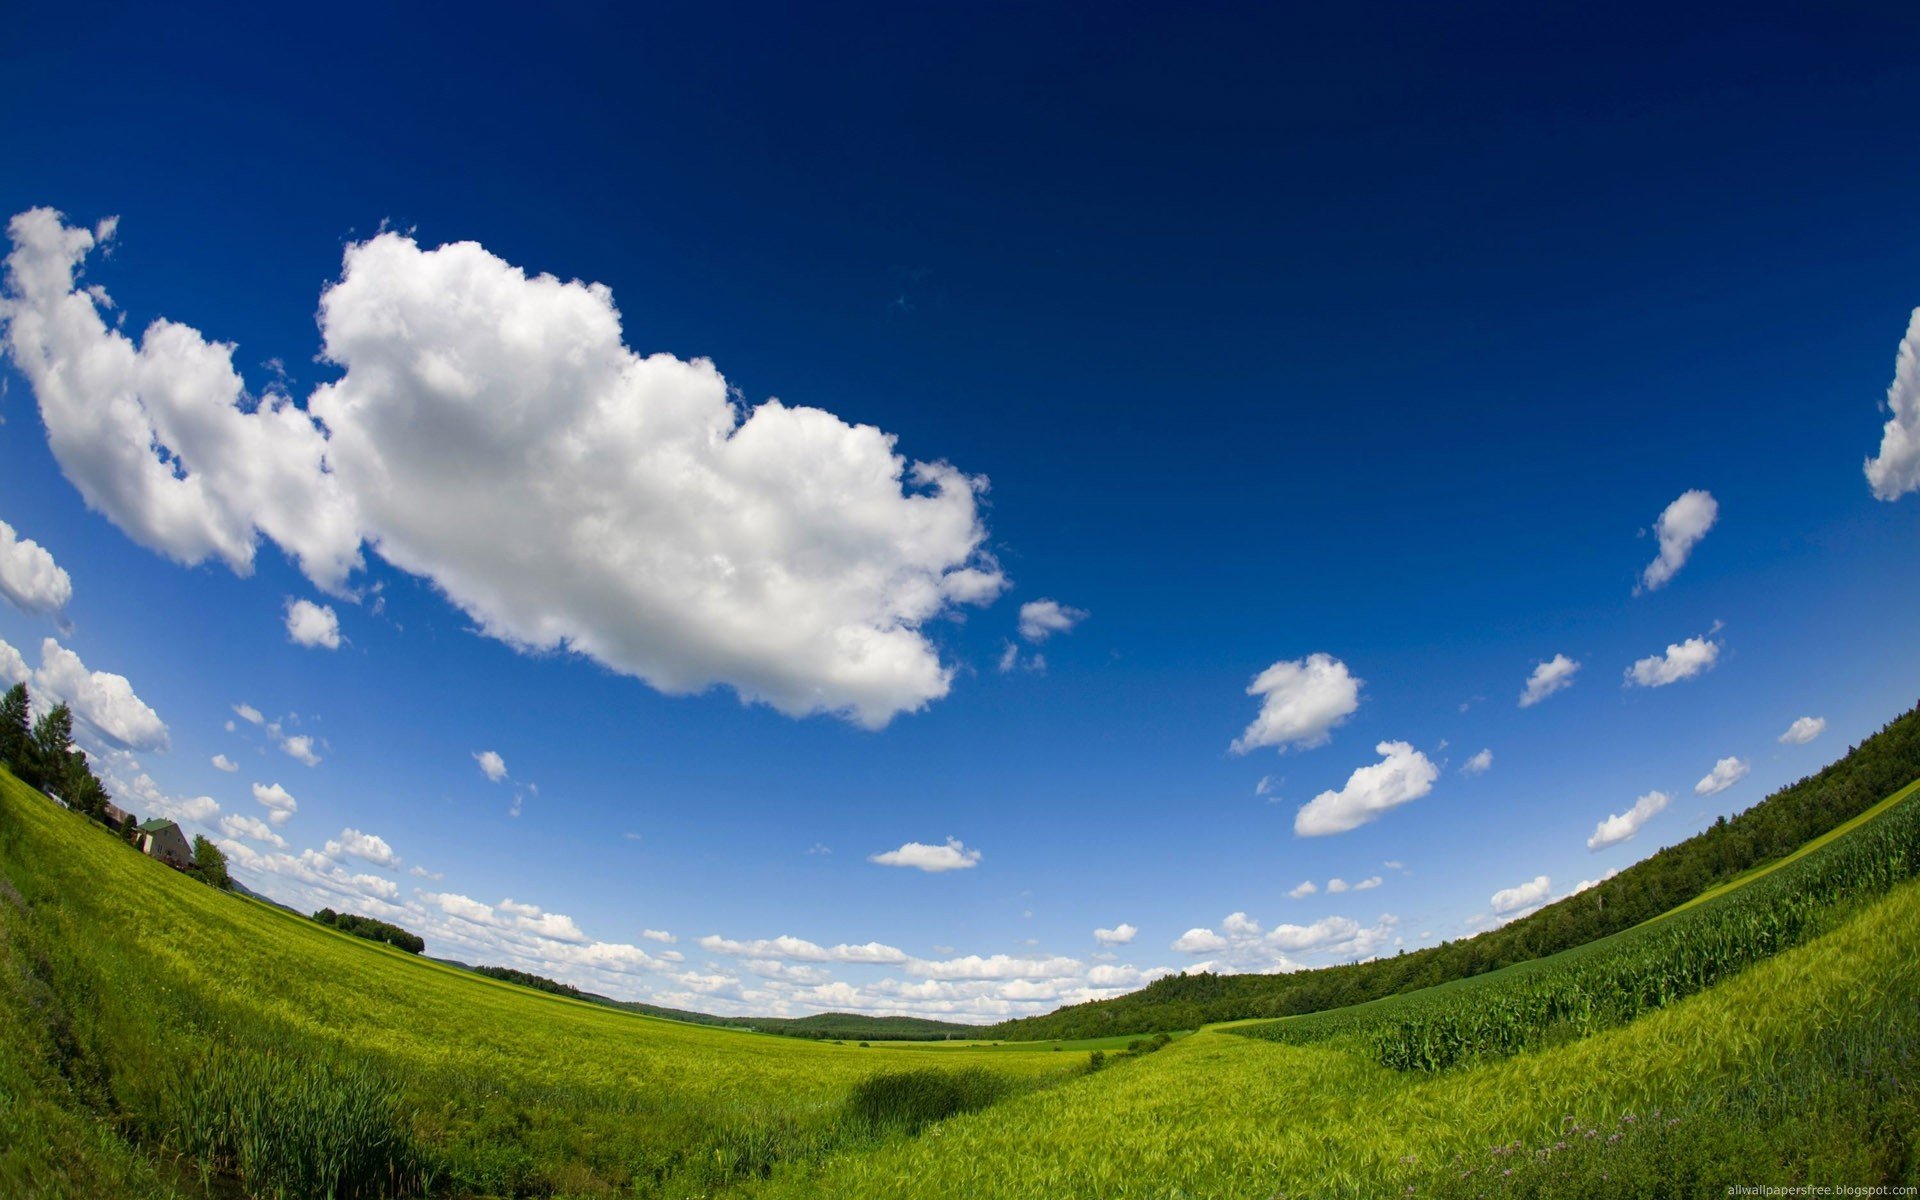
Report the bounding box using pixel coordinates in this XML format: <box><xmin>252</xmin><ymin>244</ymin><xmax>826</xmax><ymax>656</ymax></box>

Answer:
<box><xmin>987</xmin><ymin>699</ymin><xmax>1920</xmax><ymax>1041</ymax></box>
<box><xmin>1</xmin><ymin>680</ymin><xmax>230</xmax><ymax>890</ymax></box>
<box><xmin>312</xmin><ymin>907</ymin><xmax>425</xmax><ymax>953</ymax></box>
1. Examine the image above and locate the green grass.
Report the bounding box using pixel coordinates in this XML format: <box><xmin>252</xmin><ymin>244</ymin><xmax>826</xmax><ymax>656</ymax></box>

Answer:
<box><xmin>0</xmin><ymin>770</ymin><xmax>1079</xmax><ymax>1197</ymax></box>
<box><xmin>5</xmin><ymin>759</ymin><xmax>1918</xmax><ymax>1198</ymax></box>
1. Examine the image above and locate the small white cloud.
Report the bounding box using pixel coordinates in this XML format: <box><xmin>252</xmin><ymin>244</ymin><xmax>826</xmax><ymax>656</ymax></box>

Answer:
<box><xmin>251</xmin><ymin>782</ymin><xmax>298</xmax><ymax>826</ymax></box>
<box><xmin>280</xmin><ymin>733</ymin><xmax>321</xmax><ymax>767</ymax></box>
<box><xmin>1627</xmin><ymin>634</ymin><xmax>1720</xmax><ymax>688</ymax></box>
<box><xmin>0</xmin><ymin>518</ymin><xmax>72</xmax><ymax>617</ymax></box>
<box><xmin>1587</xmin><ymin>790</ymin><xmax>1670</xmax><ymax>851</ymax></box>
<box><xmin>1352</xmin><ymin>875</ymin><xmax>1383</xmax><ymax>891</ymax></box>
<box><xmin>868</xmin><ymin>837</ymin><xmax>982</xmax><ymax>873</ymax></box>
<box><xmin>1490</xmin><ymin>874</ymin><xmax>1552</xmax><ymax>914</ymax></box>
<box><xmin>1695</xmin><ymin>756</ymin><xmax>1749</xmax><ymax>796</ymax></box>
<box><xmin>1864</xmin><ymin>308</ymin><xmax>1920</xmax><ymax>501</ymax></box>
<box><xmin>284</xmin><ymin>598</ymin><xmax>341</xmax><ymax>649</ymax></box>
<box><xmin>641</xmin><ymin>929</ymin><xmax>676</xmax><ymax>943</ymax></box>
<box><xmin>1231</xmin><ymin>653</ymin><xmax>1362</xmax><ymax>755</ymax></box>
<box><xmin>1017</xmin><ymin>599</ymin><xmax>1087</xmax><ymax>642</ymax></box>
<box><xmin>233</xmin><ymin>702</ymin><xmax>264</xmax><ymax>725</ymax></box>
<box><xmin>804</xmin><ymin>842</ymin><xmax>830</xmax><ymax>855</ymax></box>
<box><xmin>1461</xmin><ymin>748</ymin><xmax>1493</xmax><ymax>776</ymax></box>
<box><xmin>474</xmin><ymin>749</ymin><xmax>508</xmax><ymax>782</ymax></box>
<box><xmin>1383</xmin><ymin>860</ymin><xmax>1404</xmax><ymax>870</ymax></box>
<box><xmin>1287</xmin><ymin>880</ymin><xmax>1317</xmax><ymax>899</ymax></box>
<box><xmin>1638</xmin><ymin>489</ymin><xmax>1718</xmax><ymax>593</ymax></box>
<box><xmin>217</xmin><ymin>813</ymin><xmax>286</xmax><ymax>849</ymax></box>
<box><xmin>211</xmin><ymin>753</ymin><xmax>238</xmax><ymax>772</ymax></box>
<box><xmin>1294</xmin><ymin>741</ymin><xmax>1438</xmax><ymax>837</ymax></box>
<box><xmin>1093</xmin><ymin>923</ymin><xmax>1137</xmax><ymax>945</ymax></box>
<box><xmin>1221</xmin><ymin>911</ymin><xmax>1263</xmax><ymax>936</ymax></box>
<box><xmin>1171</xmin><ymin>927</ymin><xmax>1228</xmax><ymax>954</ymax></box>
<box><xmin>1520</xmin><ymin>654</ymin><xmax>1580</xmax><ymax>708</ymax></box>
<box><xmin>324</xmin><ymin>826</ymin><xmax>401</xmax><ymax>869</ymax></box>
<box><xmin>1325</xmin><ymin>878</ymin><xmax>1350</xmax><ymax>894</ymax></box>
<box><xmin>1779</xmin><ymin>716</ymin><xmax>1826</xmax><ymax>746</ymax></box>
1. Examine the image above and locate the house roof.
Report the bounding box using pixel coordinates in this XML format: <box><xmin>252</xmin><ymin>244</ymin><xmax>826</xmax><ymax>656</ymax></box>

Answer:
<box><xmin>135</xmin><ymin>818</ymin><xmax>179</xmax><ymax>834</ymax></box>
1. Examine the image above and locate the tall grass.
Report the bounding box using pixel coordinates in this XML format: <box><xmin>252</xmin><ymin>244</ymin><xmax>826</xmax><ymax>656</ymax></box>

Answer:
<box><xmin>1235</xmin><ymin>783</ymin><xmax>1920</xmax><ymax>1070</ymax></box>
<box><xmin>844</xmin><ymin>1068</ymin><xmax>1010</xmax><ymax>1135</ymax></box>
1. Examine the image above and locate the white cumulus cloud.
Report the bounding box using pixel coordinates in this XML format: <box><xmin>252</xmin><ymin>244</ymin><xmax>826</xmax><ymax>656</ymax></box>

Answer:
<box><xmin>1490</xmin><ymin>874</ymin><xmax>1552</xmax><ymax>914</ymax></box>
<box><xmin>284</xmin><ymin>598</ymin><xmax>341</xmax><ymax>649</ymax></box>
<box><xmin>1638</xmin><ymin>489</ymin><xmax>1718</xmax><ymax>592</ymax></box>
<box><xmin>251</xmin><ymin>781</ymin><xmax>298</xmax><ymax>826</ymax></box>
<box><xmin>1587</xmin><ymin>790</ymin><xmax>1670</xmax><ymax>851</ymax></box>
<box><xmin>1779</xmin><ymin>716</ymin><xmax>1826</xmax><ymax>745</ymax></box>
<box><xmin>1626</xmin><ymin>633</ymin><xmax>1720</xmax><ymax>688</ymax></box>
<box><xmin>1294</xmin><ymin>741</ymin><xmax>1438</xmax><ymax>837</ymax></box>
<box><xmin>2</xmin><ymin>635</ymin><xmax>169</xmax><ymax>753</ymax></box>
<box><xmin>1695</xmin><ymin>756</ymin><xmax>1749</xmax><ymax>796</ymax></box>
<box><xmin>1287</xmin><ymin>880</ymin><xmax>1317</xmax><ymax>899</ymax></box>
<box><xmin>474</xmin><ymin>750</ymin><xmax>508</xmax><ymax>782</ymax></box>
<box><xmin>0</xmin><ymin>209</ymin><xmax>1006</xmax><ymax>729</ymax></box>
<box><xmin>1017</xmin><ymin>599</ymin><xmax>1086</xmax><ymax>642</ymax></box>
<box><xmin>1093</xmin><ymin>923</ymin><xmax>1137</xmax><ymax>946</ymax></box>
<box><xmin>211</xmin><ymin>754</ymin><xmax>237</xmax><ymax>772</ymax></box>
<box><xmin>1461</xmin><ymin>748</ymin><xmax>1493</xmax><ymax>776</ymax></box>
<box><xmin>324</xmin><ymin>826</ymin><xmax>401</xmax><ymax>869</ymax></box>
<box><xmin>1171</xmin><ymin>927</ymin><xmax>1228</xmax><ymax>953</ymax></box>
<box><xmin>1520</xmin><ymin>654</ymin><xmax>1580</xmax><ymax>707</ymax></box>
<box><xmin>217</xmin><ymin>813</ymin><xmax>286</xmax><ymax>849</ymax></box>
<box><xmin>1230</xmin><ymin>653</ymin><xmax>1361</xmax><ymax>755</ymax></box>
<box><xmin>868</xmin><ymin>837</ymin><xmax>982</xmax><ymax>872</ymax></box>
<box><xmin>1864</xmin><ymin>308</ymin><xmax>1920</xmax><ymax>501</ymax></box>
<box><xmin>0</xmin><ymin>518</ymin><xmax>72</xmax><ymax>617</ymax></box>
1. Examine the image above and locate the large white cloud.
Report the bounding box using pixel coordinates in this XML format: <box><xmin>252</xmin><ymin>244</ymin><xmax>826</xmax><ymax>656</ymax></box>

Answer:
<box><xmin>1694</xmin><ymin>756</ymin><xmax>1749</xmax><ymax>796</ymax></box>
<box><xmin>0</xmin><ymin>518</ymin><xmax>72</xmax><ymax>618</ymax></box>
<box><xmin>1587</xmin><ymin>790</ymin><xmax>1670</xmax><ymax>851</ymax></box>
<box><xmin>1864</xmin><ymin>308</ymin><xmax>1920</xmax><ymax>501</ymax></box>
<box><xmin>868</xmin><ymin>837</ymin><xmax>982</xmax><ymax>872</ymax></box>
<box><xmin>0</xmin><ymin>210</ymin><xmax>1005</xmax><ymax>728</ymax></box>
<box><xmin>1230</xmin><ymin>653</ymin><xmax>1361</xmax><ymax>755</ymax></box>
<box><xmin>0</xmin><ymin>635</ymin><xmax>169</xmax><ymax>753</ymax></box>
<box><xmin>0</xmin><ymin>210</ymin><xmax>362</xmax><ymax>589</ymax></box>
<box><xmin>1519</xmin><ymin>654</ymin><xmax>1580</xmax><ymax>707</ymax></box>
<box><xmin>1293</xmin><ymin>741</ymin><xmax>1437</xmax><ymax>837</ymax></box>
<box><xmin>1626</xmin><ymin>633</ymin><xmax>1720</xmax><ymax>688</ymax></box>
<box><xmin>1638</xmin><ymin>489</ymin><xmax>1718</xmax><ymax>592</ymax></box>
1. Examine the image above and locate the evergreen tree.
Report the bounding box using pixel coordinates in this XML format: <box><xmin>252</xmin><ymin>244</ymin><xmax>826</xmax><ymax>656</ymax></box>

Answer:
<box><xmin>26</xmin><ymin>703</ymin><xmax>74</xmax><ymax>793</ymax></box>
<box><xmin>0</xmin><ymin>683</ymin><xmax>30</xmax><ymax>773</ymax></box>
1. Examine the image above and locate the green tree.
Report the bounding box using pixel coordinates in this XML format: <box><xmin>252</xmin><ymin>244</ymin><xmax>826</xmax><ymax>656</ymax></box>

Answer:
<box><xmin>26</xmin><ymin>703</ymin><xmax>74</xmax><ymax>793</ymax></box>
<box><xmin>0</xmin><ymin>683</ymin><xmax>29</xmax><ymax>772</ymax></box>
<box><xmin>189</xmin><ymin>836</ymin><xmax>232</xmax><ymax>890</ymax></box>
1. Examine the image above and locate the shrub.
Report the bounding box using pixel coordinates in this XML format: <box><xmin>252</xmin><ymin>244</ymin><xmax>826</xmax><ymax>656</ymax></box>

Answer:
<box><xmin>844</xmin><ymin>1068</ymin><xmax>1010</xmax><ymax>1135</ymax></box>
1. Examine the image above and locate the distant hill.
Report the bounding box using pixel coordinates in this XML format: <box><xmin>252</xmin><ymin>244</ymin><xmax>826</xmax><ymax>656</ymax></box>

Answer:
<box><xmin>985</xmin><ymin>701</ymin><xmax>1920</xmax><ymax>1041</ymax></box>
<box><xmin>463</xmin><ymin>963</ymin><xmax>980</xmax><ymax>1040</ymax></box>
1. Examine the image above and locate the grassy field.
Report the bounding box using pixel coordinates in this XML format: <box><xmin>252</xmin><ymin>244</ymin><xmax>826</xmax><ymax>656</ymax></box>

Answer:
<box><xmin>4</xmin><ymin>761</ymin><xmax>1918</xmax><ymax>1198</ymax></box>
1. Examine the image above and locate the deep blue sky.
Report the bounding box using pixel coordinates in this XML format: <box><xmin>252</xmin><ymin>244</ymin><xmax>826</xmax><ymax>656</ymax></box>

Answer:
<box><xmin>2</xmin><ymin>1</ymin><xmax>1917</xmax><ymax>1018</ymax></box>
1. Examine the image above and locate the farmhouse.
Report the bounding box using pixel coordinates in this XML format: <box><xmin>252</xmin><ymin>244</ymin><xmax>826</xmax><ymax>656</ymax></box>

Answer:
<box><xmin>134</xmin><ymin>818</ymin><xmax>193</xmax><ymax>870</ymax></box>
<box><xmin>103</xmin><ymin>801</ymin><xmax>132</xmax><ymax>831</ymax></box>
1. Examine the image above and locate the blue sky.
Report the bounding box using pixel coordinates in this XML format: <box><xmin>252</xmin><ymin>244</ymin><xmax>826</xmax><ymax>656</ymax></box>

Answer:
<box><xmin>1</xmin><ymin>1</ymin><xmax>1918</xmax><ymax>1019</ymax></box>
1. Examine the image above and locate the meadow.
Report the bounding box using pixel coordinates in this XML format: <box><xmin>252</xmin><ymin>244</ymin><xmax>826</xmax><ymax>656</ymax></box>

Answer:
<box><xmin>4</xmin><ymin>752</ymin><xmax>1918</xmax><ymax>1198</ymax></box>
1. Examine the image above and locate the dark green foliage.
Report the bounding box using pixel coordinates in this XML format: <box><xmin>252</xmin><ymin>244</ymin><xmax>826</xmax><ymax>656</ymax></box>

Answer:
<box><xmin>992</xmin><ymin>702</ymin><xmax>1920</xmax><ymax>1040</ymax></box>
<box><xmin>313</xmin><ymin>908</ymin><xmax>426</xmax><ymax>954</ymax></box>
<box><xmin>843</xmin><ymin>1068</ymin><xmax>1010</xmax><ymax>1135</ymax></box>
<box><xmin>1238</xmin><ymin>780</ymin><xmax>1920</xmax><ymax>1070</ymax></box>
<box><xmin>473</xmin><ymin>964</ymin><xmax>589</xmax><ymax>998</ymax></box>
<box><xmin>0</xmin><ymin>683</ymin><xmax>31</xmax><ymax>772</ymax></box>
<box><xmin>25</xmin><ymin>702</ymin><xmax>73</xmax><ymax>794</ymax></box>
<box><xmin>189</xmin><ymin>835</ymin><xmax>232</xmax><ymax>890</ymax></box>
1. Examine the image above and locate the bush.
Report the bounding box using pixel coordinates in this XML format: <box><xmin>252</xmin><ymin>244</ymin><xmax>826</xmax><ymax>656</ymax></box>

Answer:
<box><xmin>844</xmin><ymin>1068</ymin><xmax>1010</xmax><ymax>1135</ymax></box>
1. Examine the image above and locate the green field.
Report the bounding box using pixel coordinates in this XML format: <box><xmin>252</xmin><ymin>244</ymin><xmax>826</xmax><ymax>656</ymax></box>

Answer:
<box><xmin>5</xmin><ymin>755</ymin><xmax>1919</xmax><ymax>1198</ymax></box>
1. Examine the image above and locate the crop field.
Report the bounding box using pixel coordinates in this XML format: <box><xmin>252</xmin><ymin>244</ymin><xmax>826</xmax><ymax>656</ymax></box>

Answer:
<box><xmin>5</xmin><ymin>764</ymin><xmax>1919</xmax><ymax>1198</ymax></box>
